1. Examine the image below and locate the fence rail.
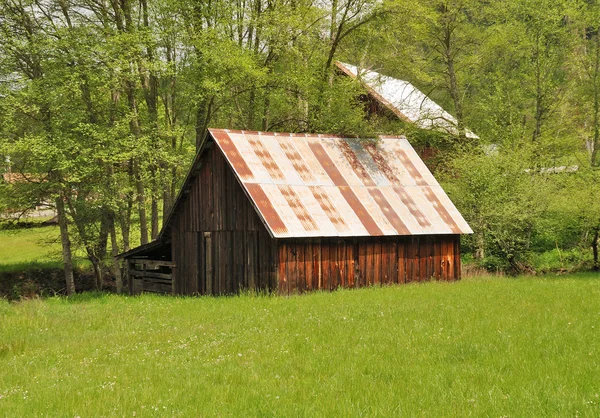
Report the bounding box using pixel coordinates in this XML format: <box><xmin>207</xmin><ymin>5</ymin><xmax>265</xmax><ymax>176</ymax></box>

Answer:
<box><xmin>127</xmin><ymin>259</ymin><xmax>175</xmax><ymax>295</ymax></box>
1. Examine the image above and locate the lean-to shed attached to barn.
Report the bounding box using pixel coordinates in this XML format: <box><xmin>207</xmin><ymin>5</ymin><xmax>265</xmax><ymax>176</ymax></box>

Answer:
<box><xmin>120</xmin><ymin>129</ymin><xmax>472</xmax><ymax>295</ymax></box>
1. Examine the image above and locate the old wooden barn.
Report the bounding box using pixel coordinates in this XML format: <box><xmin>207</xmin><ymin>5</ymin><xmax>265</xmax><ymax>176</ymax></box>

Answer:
<box><xmin>120</xmin><ymin>128</ymin><xmax>472</xmax><ymax>295</ymax></box>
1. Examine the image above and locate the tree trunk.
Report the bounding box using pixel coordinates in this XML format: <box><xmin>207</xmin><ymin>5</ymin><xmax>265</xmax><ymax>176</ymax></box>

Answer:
<box><xmin>151</xmin><ymin>191</ymin><xmax>159</xmax><ymax>239</ymax></box>
<box><xmin>593</xmin><ymin>228</ymin><xmax>599</xmax><ymax>272</ymax></box>
<box><xmin>109</xmin><ymin>214</ymin><xmax>123</xmax><ymax>293</ymax></box>
<box><xmin>136</xmin><ymin>169</ymin><xmax>149</xmax><ymax>245</ymax></box>
<box><xmin>475</xmin><ymin>231</ymin><xmax>485</xmax><ymax>260</ymax></box>
<box><xmin>91</xmin><ymin>258</ymin><xmax>103</xmax><ymax>291</ymax></box>
<box><xmin>262</xmin><ymin>95</ymin><xmax>270</xmax><ymax>131</ymax></box>
<box><xmin>56</xmin><ymin>194</ymin><xmax>76</xmax><ymax>295</ymax></box>
<box><xmin>119</xmin><ymin>208</ymin><xmax>132</xmax><ymax>252</ymax></box>
<box><xmin>592</xmin><ymin>30</ymin><xmax>600</xmax><ymax>167</ymax></box>
<box><xmin>441</xmin><ymin>20</ymin><xmax>465</xmax><ymax>139</ymax></box>
<box><xmin>532</xmin><ymin>35</ymin><xmax>544</xmax><ymax>143</ymax></box>
<box><xmin>195</xmin><ymin>96</ymin><xmax>214</xmax><ymax>150</ymax></box>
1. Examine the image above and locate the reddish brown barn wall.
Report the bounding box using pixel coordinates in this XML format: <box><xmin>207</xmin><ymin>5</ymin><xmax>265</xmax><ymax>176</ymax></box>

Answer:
<box><xmin>170</xmin><ymin>144</ymin><xmax>277</xmax><ymax>295</ymax></box>
<box><xmin>277</xmin><ymin>235</ymin><xmax>461</xmax><ymax>294</ymax></box>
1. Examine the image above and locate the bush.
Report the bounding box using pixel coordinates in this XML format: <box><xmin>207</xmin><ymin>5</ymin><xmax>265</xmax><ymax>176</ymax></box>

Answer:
<box><xmin>0</xmin><ymin>268</ymin><xmax>97</xmax><ymax>300</ymax></box>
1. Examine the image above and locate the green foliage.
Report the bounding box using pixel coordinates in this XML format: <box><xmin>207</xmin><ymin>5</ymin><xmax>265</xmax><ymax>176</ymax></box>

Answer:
<box><xmin>444</xmin><ymin>147</ymin><xmax>547</xmax><ymax>273</ymax></box>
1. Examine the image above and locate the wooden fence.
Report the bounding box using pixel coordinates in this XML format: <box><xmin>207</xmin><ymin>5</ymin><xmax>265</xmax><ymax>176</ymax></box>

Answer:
<box><xmin>127</xmin><ymin>259</ymin><xmax>175</xmax><ymax>295</ymax></box>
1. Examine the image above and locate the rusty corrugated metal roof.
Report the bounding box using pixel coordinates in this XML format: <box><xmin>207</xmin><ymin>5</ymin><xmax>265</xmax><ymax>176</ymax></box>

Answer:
<box><xmin>336</xmin><ymin>62</ymin><xmax>479</xmax><ymax>140</ymax></box>
<box><xmin>209</xmin><ymin>129</ymin><xmax>472</xmax><ymax>238</ymax></box>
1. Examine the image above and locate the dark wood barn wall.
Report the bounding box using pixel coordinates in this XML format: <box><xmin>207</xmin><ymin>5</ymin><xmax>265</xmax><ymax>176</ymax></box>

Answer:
<box><xmin>170</xmin><ymin>144</ymin><xmax>277</xmax><ymax>295</ymax></box>
<box><xmin>278</xmin><ymin>235</ymin><xmax>461</xmax><ymax>294</ymax></box>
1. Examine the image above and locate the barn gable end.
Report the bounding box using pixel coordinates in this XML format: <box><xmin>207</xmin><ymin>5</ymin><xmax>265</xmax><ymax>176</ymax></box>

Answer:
<box><xmin>169</xmin><ymin>142</ymin><xmax>277</xmax><ymax>295</ymax></box>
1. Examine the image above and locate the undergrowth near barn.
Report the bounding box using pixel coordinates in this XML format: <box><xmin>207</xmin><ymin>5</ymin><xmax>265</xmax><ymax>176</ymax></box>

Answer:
<box><xmin>1</xmin><ymin>276</ymin><xmax>600</xmax><ymax>416</ymax></box>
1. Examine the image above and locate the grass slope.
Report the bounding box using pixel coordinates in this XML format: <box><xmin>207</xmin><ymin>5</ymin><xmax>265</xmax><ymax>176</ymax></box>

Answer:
<box><xmin>0</xmin><ymin>225</ymin><xmax>63</xmax><ymax>271</ymax></box>
<box><xmin>1</xmin><ymin>276</ymin><xmax>600</xmax><ymax>417</ymax></box>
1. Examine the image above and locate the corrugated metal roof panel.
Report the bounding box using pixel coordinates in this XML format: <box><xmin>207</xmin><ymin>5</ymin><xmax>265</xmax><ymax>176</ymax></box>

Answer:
<box><xmin>209</xmin><ymin>128</ymin><xmax>473</xmax><ymax>238</ymax></box>
<box><xmin>336</xmin><ymin>62</ymin><xmax>479</xmax><ymax>140</ymax></box>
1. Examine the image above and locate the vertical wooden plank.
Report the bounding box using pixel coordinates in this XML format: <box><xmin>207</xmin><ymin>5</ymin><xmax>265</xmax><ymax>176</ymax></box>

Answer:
<box><xmin>446</xmin><ymin>237</ymin><xmax>454</xmax><ymax>280</ymax></box>
<box><xmin>278</xmin><ymin>243</ymin><xmax>287</xmax><ymax>295</ymax></box>
<box><xmin>389</xmin><ymin>238</ymin><xmax>397</xmax><ymax>285</ymax></box>
<box><xmin>297</xmin><ymin>243</ymin><xmax>305</xmax><ymax>293</ymax></box>
<box><xmin>419</xmin><ymin>237</ymin><xmax>428</xmax><ymax>282</ymax></box>
<box><xmin>358</xmin><ymin>241</ymin><xmax>366</xmax><ymax>287</ymax></box>
<box><xmin>181</xmin><ymin>232</ymin><xmax>187</xmax><ymax>294</ymax></box>
<box><xmin>332</xmin><ymin>241</ymin><xmax>341</xmax><ymax>290</ymax></box>
<box><xmin>190</xmin><ymin>233</ymin><xmax>199</xmax><ymax>294</ymax></box>
<box><xmin>217</xmin><ymin>233</ymin><xmax>223</xmax><ymax>294</ymax></box>
<box><xmin>427</xmin><ymin>236</ymin><xmax>434</xmax><ymax>281</ymax></box>
<box><xmin>305</xmin><ymin>242</ymin><xmax>313</xmax><ymax>292</ymax></box>
<box><xmin>330</xmin><ymin>241</ymin><xmax>337</xmax><ymax>291</ymax></box>
<box><xmin>235</xmin><ymin>232</ymin><xmax>243</xmax><ymax>292</ymax></box>
<box><xmin>442</xmin><ymin>237</ymin><xmax>450</xmax><ymax>281</ymax></box>
<box><xmin>205</xmin><ymin>233</ymin><xmax>212</xmax><ymax>295</ymax></box>
<box><xmin>373</xmin><ymin>240</ymin><xmax>381</xmax><ymax>286</ymax></box>
<box><xmin>405</xmin><ymin>238</ymin><xmax>414</xmax><ymax>283</ymax></box>
<box><xmin>225</xmin><ymin>232</ymin><xmax>233</xmax><ymax>293</ymax></box>
<box><xmin>269</xmin><ymin>237</ymin><xmax>278</xmax><ymax>293</ymax></box>
<box><xmin>197</xmin><ymin>232</ymin><xmax>204</xmax><ymax>294</ymax></box>
<box><xmin>288</xmin><ymin>242</ymin><xmax>297</xmax><ymax>294</ymax></box>
<box><xmin>433</xmin><ymin>237</ymin><xmax>442</xmax><ymax>280</ymax></box>
<box><xmin>397</xmin><ymin>238</ymin><xmax>405</xmax><ymax>284</ymax></box>
<box><xmin>331</xmin><ymin>241</ymin><xmax>339</xmax><ymax>291</ymax></box>
<box><xmin>364</xmin><ymin>243</ymin><xmax>375</xmax><ymax>286</ymax></box>
<box><xmin>346</xmin><ymin>241</ymin><xmax>354</xmax><ymax>288</ymax></box>
<box><xmin>382</xmin><ymin>240</ymin><xmax>391</xmax><ymax>285</ymax></box>
<box><xmin>286</xmin><ymin>242</ymin><xmax>297</xmax><ymax>295</ymax></box>
<box><xmin>315</xmin><ymin>240</ymin><xmax>321</xmax><ymax>290</ymax></box>
<box><xmin>455</xmin><ymin>235</ymin><xmax>461</xmax><ymax>281</ymax></box>
<box><xmin>321</xmin><ymin>242</ymin><xmax>329</xmax><ymax>291</ymax></box>
<box><xmin>247</xmin><ymin>232</ymin><xmax>255</xmax><ymax>291</ymax></box>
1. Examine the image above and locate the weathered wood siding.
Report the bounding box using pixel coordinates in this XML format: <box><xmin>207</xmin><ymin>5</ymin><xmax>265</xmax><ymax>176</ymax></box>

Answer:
<box><xmin>277</xmin><ymin>235</ymin><xmax>461</xmax><ymax>294</ymax></box>
<box><xmin>170</xmin><ymin>144</ymin><xmax>277</xmax><ymax>295</ymax></box>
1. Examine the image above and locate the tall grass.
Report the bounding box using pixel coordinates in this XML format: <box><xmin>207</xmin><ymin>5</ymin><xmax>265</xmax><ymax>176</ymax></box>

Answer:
<box><xmin>1</xmin><ymin>275</ymin><xmax>600</xmax><ymax>416</ymax></box>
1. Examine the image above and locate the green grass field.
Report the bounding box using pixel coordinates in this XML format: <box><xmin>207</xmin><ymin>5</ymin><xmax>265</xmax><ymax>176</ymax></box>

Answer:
<box><xmin>0</xmin><ymin>224</ymin><xmax>64</xmax><ymax>272</ymax></box>
<box><xmin>1</xmin><ymin>275</ymin><xmax>600</xmax><ymax>417</ymax></box>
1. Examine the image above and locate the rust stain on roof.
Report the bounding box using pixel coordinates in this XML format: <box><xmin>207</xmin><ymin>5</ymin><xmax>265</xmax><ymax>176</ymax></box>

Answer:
<box><xmin>396</xmin><ymin>149</ymin><xmax>428</xmax><ymax>186</ymax></box>
<box><xmin>278</xmin><ymin>140</ymin><xmax>315</xmax><ymax>182</ymax></box>
<box><xmin>368</xmin><ymin>188</ymin><xmax>410</xmax><ymax>235</ymax></box>
<box><xmin>278</xmin><ymin>185</ymin><xmax>318</xmax><ymax>232</ymax></box>
<box><xmin>338</xmin><ymin>140</ymin><xmax>376</xmax><ymax>187</ymax></box>
<box><xmin>245</xmin><ymin>183</ymin><xmax>287</xmax><ymax>235</ymax></box>
<box><xmin>308</xmin><ymin>142</ymin><xmax>348</xmax><ymax>186</ymax></box>
<box><xmin>247</xmin><ymin>134</ymin><xmax>285</xmax><ymax>181</ymax></box>
<box><xmin>208</xmin><ymin>128</ymin><xmax>472</xmax><ymax>238</ymax></box>
<box><xmin>423</xmin><ymin>186</ymin><xmax>461</xmax><ymax>234</ymax></box>
<box><xmin>309</xmin><ymin>186</ymin><xmax>349</xmax><ymax>233</ymax></box>
<box><xmin>393</xmin><ymin>186</ymin><xmax>431</xmax><ymax>228</ymax></box>
<box><xmin>338</xmin><ymin>186</ymin><xmax>383</xmax><ymax>236</ymax></box>
<box><xmin>364</xmin><ymin>142</ymin><xmax>399</xmax><ymax>183</ymax></box>
<box><xmin>211</xmin><ymin>130</ymin><xmax>253</xmax><ymax>180</ymax></box>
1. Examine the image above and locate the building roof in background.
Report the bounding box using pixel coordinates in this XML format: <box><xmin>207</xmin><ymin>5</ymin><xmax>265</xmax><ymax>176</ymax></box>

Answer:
<box><xmin>336</xmin><ymin>61</ymin><xmax>479</xmax><ymax>140</ymax></box>
<box><xmin>210</xmin><ymin>128</ymin><xmax>472</xmax><ymax>238</ymax></box>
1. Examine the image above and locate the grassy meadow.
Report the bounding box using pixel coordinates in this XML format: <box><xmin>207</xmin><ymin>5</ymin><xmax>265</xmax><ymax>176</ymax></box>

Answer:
<box><xmin>1</xmin><ymin>275</ymin><xmax>600</xmax><ymax>417</ymax></box>
<box><xmin>0</xmin><ymin>224</ymin><xmax>64</xmax><ymax>272</ymax></box>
